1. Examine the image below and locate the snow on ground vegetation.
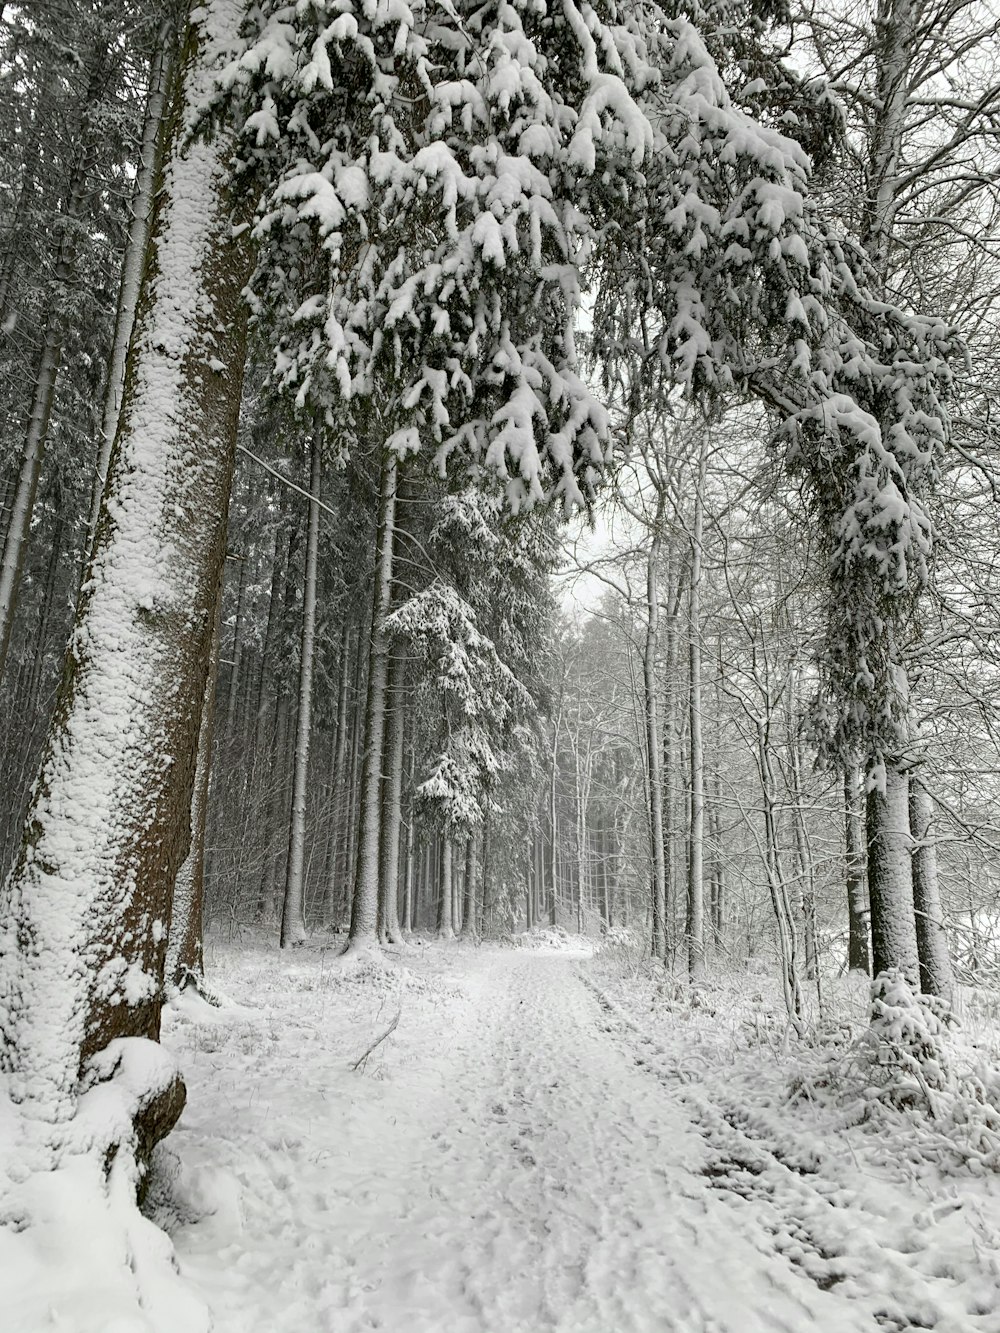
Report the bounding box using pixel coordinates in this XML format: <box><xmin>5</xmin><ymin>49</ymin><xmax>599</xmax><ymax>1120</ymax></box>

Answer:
<box><xmin>8</xmin><ymin>934</ymin><xmax>1000</xmax><ymax>1331</ymax></box>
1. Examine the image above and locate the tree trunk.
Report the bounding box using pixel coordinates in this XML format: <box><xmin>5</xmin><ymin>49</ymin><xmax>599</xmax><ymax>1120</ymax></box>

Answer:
<box><xmin>909</xmin><ymin>776</ymin><xmax>953</xmax><ymax>999</ymax></box>
<box><xmin>281</xmin><ymin>430</ymin><xmax>322</xmax><ymax>948</ymax></box>
<box><xmin>320</xmin><ymin>622</ymin><xmax>352</xmax><ymax>926</ymax></box>
<box><xmin>402</xmin><ymin>809</ymin><xmax>414</xmax><ymax>934</ymax></box>
<box><xmin>438</xmin><ymin>837</ymin><xmax>454</xmax><ymax>939</ymax></box>
<box><xmin>167</xmin><ymin>584</ymin><xmax>224</xmax><ymax>990</ymax></box>
<box><xmin>0</xmin><ymin>0</ymin><xmax>250</xmax><ymax>1128</ymax></box>
<box><xmin>686</xmin><ymin>477</ymin><xmax>706</xmax><ymax>982</ymax></box>
<box><xmin>377</xmin><ymin>649</ymin><xmax>406</xmax><ymax>945</ymax></box>
<box><xmin>461</xmin><ymin>834</ymin><xmax>479</xmax><ymax>940</ymax></box>
<box><xmin>87</xmin><ymin>18</ymin><xmax>176</xmax><ymax>549</ymax></box>
<box><xmin>224</xmin><ymin>547</ymin><xmax>249</xmax><ymax>734</ymax></box>
<box><xmin>644</xmin><ymin>528</ymin><xmax>667</xmax><ymax>960</ymax></box>
<box><xmin>347</xmin><ymin>451</ymin><xmax>398</xmax><ymax>947</ymax></box>
<box><xmin>866</xmin><ymin>766</ymin><xmax>920</xmax><ymax>982</ymax></box>
<box><xmin>548</xmin><ymin>710</ymin><xmax>560</xmax><ymax>928</ymax></box>
<box><xmin>844</xmin><ymin>766</ymin><xmax>871</xmax><ymax>973</ymax></box>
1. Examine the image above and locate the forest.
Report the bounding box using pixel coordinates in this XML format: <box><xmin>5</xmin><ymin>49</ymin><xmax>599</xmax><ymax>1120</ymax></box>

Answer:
<box><xmin>2</xmin><ymin>0</ymin><xmax>1000</xmax><ymax>1329</ymax></box>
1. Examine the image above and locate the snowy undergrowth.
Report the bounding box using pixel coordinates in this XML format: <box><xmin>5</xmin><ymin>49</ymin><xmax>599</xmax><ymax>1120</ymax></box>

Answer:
<box><xmin>503</xmin><ymin>923</ymin><xmax>595</xmax><ymax>955</ymax></box>
<box><xmin>792</xmin><ymin>972</ymin><xmax>1000</xmax><ymax>1178</ymax></box>
<box><xmin>0</xmin><ymin>1050</ymin><xmax>208</xmax><ymax>1333</ymax></box>
<box><xmin>586</xmin><ymin>938</ymin><xmax>1000</xmax><ymax>1182</ymax></box>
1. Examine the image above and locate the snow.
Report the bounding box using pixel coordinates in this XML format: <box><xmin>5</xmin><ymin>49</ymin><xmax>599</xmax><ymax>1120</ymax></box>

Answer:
<box><xmin>3</xmin><ymin>938</ymin><xmax>983</xmax><ymax>1333</ymax></box>
<box><xmin>6</xmin><ymin>940</ymin><xmax>1000</xmax><ymax>1328</ymax></box>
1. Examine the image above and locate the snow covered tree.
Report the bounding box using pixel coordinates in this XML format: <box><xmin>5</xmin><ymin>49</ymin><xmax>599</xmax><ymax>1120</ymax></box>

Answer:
<box><xmin>592</xmin><ymin>0</ymin><xmax>956</xmax><ymax>986</ymax></box>
<box><xmin>0</xmin><ymin>0</ymin><xmax>250</xmax><ymax>1160</ymax></box>
<box><xmin>220</xmin><ymin>0</ymin><xmax>665</xmax><ymax>947</ymax></box>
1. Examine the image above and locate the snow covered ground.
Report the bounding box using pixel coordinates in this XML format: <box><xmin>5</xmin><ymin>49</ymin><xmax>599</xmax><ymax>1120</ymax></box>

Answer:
<box><xmin>8</xmin><ymin>935</ymin><xmax>1000</xmax><ymax>1331</ymax></box>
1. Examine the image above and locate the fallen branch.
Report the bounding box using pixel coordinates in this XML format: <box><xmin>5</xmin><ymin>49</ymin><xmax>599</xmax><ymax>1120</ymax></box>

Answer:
<box><xmin>351</xmin><ymin>1009</ymin><xmax>401</xmax><ymax>1071</ymax></box>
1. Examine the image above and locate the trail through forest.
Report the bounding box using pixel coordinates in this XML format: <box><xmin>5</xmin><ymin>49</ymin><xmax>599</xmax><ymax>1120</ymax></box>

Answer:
<box><xmin>148</xmin><ymin>942</ymin><xmax>1000</xmax><ymax>1333</ymax></box>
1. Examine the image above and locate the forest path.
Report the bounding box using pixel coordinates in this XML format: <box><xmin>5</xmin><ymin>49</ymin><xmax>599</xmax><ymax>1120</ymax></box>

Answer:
<box><xmin>158</xmin><ymin>944</ymin><xmax>996</xmax><ymax>1333</ymax></box>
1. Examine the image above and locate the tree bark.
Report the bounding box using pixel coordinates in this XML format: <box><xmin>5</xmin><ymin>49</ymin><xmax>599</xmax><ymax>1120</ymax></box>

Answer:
<box><xmin>644</xmin><ymin>528</ymin><xmax>667</xmax><ymax>960</ymax></box>
<box><xmin>348</xmin><ymin>451</ymin><xmax>398</xmax><ymax>946</ymax></box>
<box><xmin>281</xmin><ymin>430</ymin><xmax>323</xmax><ymax>947</ymax></box>
<box><xmin>866</xmin><ymin>766</ymin><xmax>920</xmax><ymax>982</ymax></box>
<box><xmin>377</xmin><ymin>649</ymin><xmax>406</xmax><ymax>945</ymax></box>
<box><xmin>167</xmin><ymin>581</ymin><xmax>223</xmax><ymax>990</ymax></box>
<box><xmin>686</xmin><ymin>476</ymin><xmax>706</xmax><ymax>981</ymax></box>
<box><xmin>87</xmin><ymin>18</ymin><xmax>177</xmax><ymax>549</ymax></box>
<box><xmin>461</xmin><ymin>834</ymin><xmax>479</xmax><ymax>940</ymax></box>
<box><xmin>0</xmin><ymin>0</ymin><xmax>250</xmax><ymax>1125</ymax></box>
<box><xmin>437</xmin><ymin>837</ymin><xmax>454</xmax><ymax>939</ymax></box>
<box><xmin>844</xmin><ymin>765</ymin><xmax>871</xmax><ymax>973</ymax></box>
<box><xmin>909</xmin><ymin>775</ymin><xmax>952</xmax><ymax>999</ymax></box>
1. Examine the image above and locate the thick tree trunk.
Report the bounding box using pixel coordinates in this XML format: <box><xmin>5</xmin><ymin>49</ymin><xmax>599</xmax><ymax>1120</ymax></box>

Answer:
<box><xmin>281</xmin><ymin>431</ymin><xmax>322</xmax><ymax>948</ymax></box>
<box><xmin>347</xmin><ymin>450</ymin><xmax>398</xmax><ymax>947</ymax></box>
<box><xmin>909</xmin><ymin>776</ymin><xmax>952</xmax><ymax>999</ymax></box>
<box><xmin>844</xmin><ymin>766</ymin><xmax>871</xmax><ymax>973</ymax></box>
<box><xmin>0</xmin><ymin>0</ymin><xmax>250</xmax><ymax>1127</ymax></box>
<box><xmin>437</xmin><ymin>837</ymin><xmax>454</xmax><ymax>939</ymax></box>
<box><xmin>461</xmin><ymin>834</ymin><xmax>479</xmax><ymax>940</ymax></box>
<box><xmin>866</xmin><ymin>766</ymin><xmax>920</xmax><ymax>982</ymax></box>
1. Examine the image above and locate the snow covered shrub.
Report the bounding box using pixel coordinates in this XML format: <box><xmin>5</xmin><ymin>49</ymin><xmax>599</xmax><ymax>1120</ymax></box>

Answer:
<box><xmin>590</xmin><ymin>925</ymin><xmax>644</xmax><ymax>979</ymax></box>
<box><xmin>864</xmin><ymin>969</ymin><xmax>955</xmax><ymax>1111</ymax></box>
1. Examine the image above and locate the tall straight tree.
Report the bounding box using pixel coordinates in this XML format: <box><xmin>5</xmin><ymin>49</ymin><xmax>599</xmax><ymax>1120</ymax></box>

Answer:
<box><xmin>281</xmin><ymin>427</ymin><xmax>323</xmax><ymax>947</ymax></box>
<box><xmin>0</xmin><ymin>0</ymin><xmax>250</xmax><ymax>1143</ymax></box>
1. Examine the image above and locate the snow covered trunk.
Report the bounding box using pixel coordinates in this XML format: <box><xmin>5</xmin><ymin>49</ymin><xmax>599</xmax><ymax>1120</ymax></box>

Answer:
<box><xmin>663</xmin><ymin>577</ymin><xmax>679</xmax><ymax>949</ymax></box>
<box><xmin>281</xmin><ymin>430</ymin><xmax>322</xmax><ymax>948</ymax></box>
<box><xmin>909</xmin><ymin>776</ymin><xmax>953</xmax><ymax>999</ymax></box>
<box><xmin>437</xmin><ymin>838</ymin><xmax>454</xmax><ymax>940</ymax></box>
<box><xmin>548</xmin><ymin>710</ymin><xmax>561</xmax><ymax>928</ymax></box>
<box><xmin>844</xmin><ymin>766</ymin><xmax>871</xmax><ymax>973</ymax></box>
<box><xmin>643</xmin><ymin>529</ymin><xmax>667</xmax><ymax>961</ymax></box>
<box><xmin>0</xmin><ymin>0</ymin><xmax>250</xmax><ymax>1128</ymax></box>
<box><xmin>87</xmin><ymin>19</ymin><xmax>176</xmax><ymax>551</ymax></box>
<box><xmin>377</xmin><ymin>649</ymin><xmax>406</xmax><ymax>946</ymax></box>
<box><xmin>574</xmin><ymin>749</ymin><xmax>586</xmax><ymax>936</ymax></box>
<box><xmin>862</xmin><ymin>0</ymin><xmax>912</xmax><ymax>279</ymax></box>
<box><xmin>452</xmin><ymin>854</ymin><xmax>464</xmax><ymax>935</ymax></box>
<box><xmin>347</xmin><ymin>451</ymin><xmax>397</xmax><ymax>947</ymax></box>
<box><xmin>686</xmin><ymin>480</ymin><xmax>706</xmax><ymax>982</ymax></box>
<box><xmin>166</xmin><ymin>580</ymin><xmax>223</xmax><ymax>991</ymax></box>
<box><xmin>866</xmin><ymin>769</ymin><xmax>920</xmax><ymax>983</ymax></box>
<box><xmin>461</xmin><ymin>834</ymin><xmax>479</xmax><ymax>941</ymax></box>
<box><xmin>402</xmin><ymin>808</ymin><xmax>414</xmax><ymax>935</ymax></box>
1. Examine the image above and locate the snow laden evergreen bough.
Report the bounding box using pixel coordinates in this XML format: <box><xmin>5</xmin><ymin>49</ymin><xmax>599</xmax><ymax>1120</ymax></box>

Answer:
<box><xmin>223</xmin><ymin>0</ymin><xmax>659</xmax><ymax>508</ymax></box>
